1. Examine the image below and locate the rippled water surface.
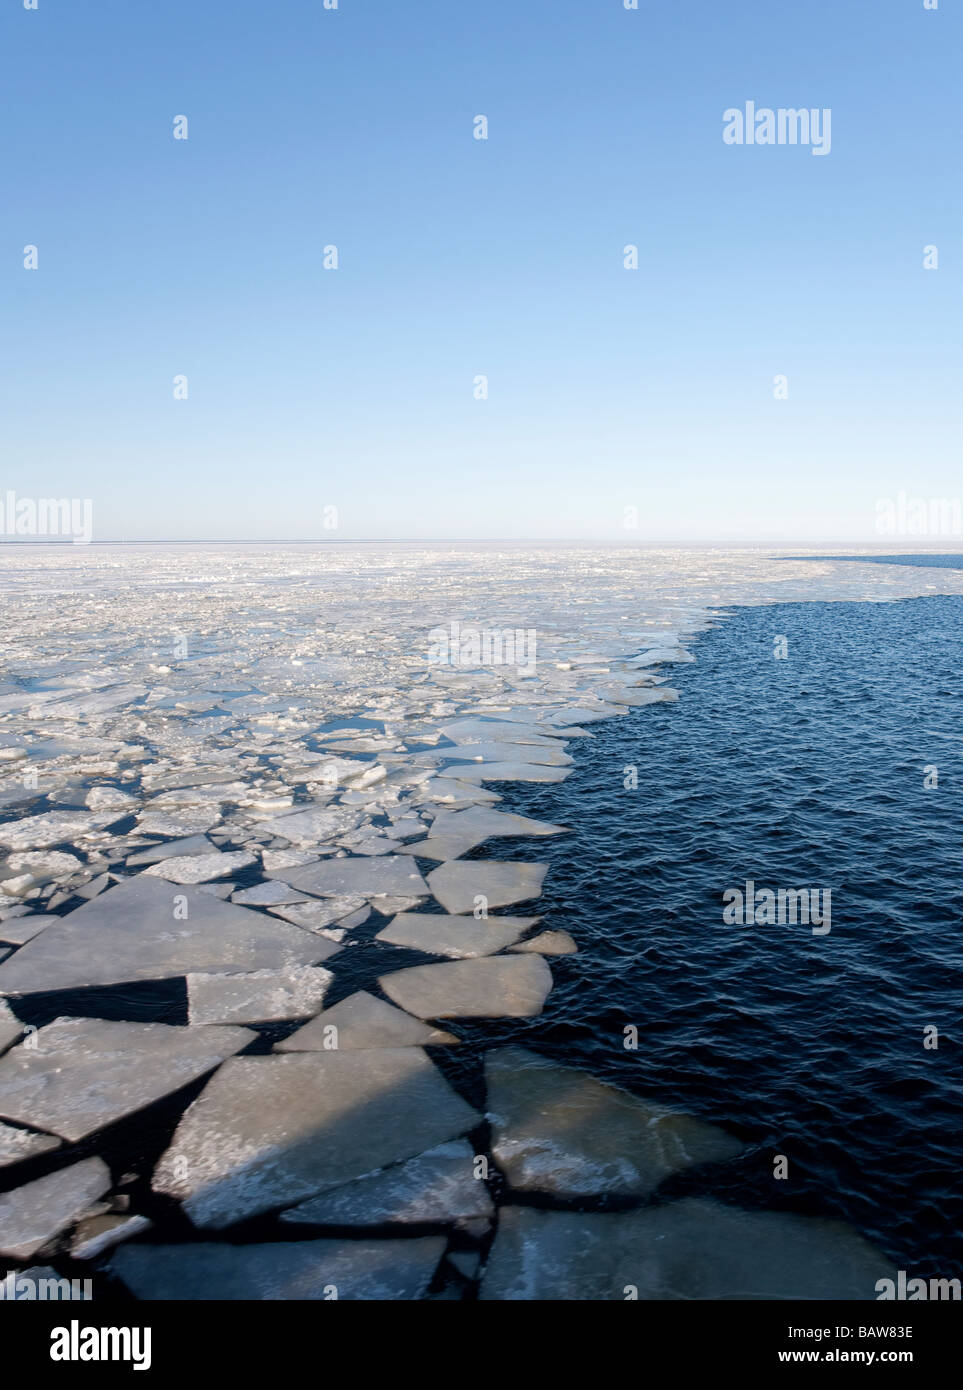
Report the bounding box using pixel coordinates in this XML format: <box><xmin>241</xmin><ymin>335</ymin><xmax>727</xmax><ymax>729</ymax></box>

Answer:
<box><xmin>441</xmin><ymin>593</ymin><xmax>963</xmax><ymax>1270</ymax></box>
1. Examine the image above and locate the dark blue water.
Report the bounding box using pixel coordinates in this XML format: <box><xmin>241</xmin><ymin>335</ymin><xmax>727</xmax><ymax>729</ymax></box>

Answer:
<box><xmin>439</xmin><ymin>593</ymin><xmax>963</xmax><ymax>1271</ymax></box>
<box><xmin>788</xmin><ymin>554</ymin><xmax>963</xmax><ymax>571</ymax></box>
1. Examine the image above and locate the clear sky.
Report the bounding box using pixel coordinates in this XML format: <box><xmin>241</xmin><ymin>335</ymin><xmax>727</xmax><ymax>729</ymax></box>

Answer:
<box><xmin>1</xmin><ymin>0</ymin><xmax>959</xmax><ymax>543</ymax></box>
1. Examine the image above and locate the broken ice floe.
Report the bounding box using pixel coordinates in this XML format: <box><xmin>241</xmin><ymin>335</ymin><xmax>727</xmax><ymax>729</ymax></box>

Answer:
<box><xmin>480</xmin><ymin>1199</ymin><xmax>896</xmax><ymax>1301</ymax></box>
<box><xmin>111</xmin><ymin>1237</ymin><xmax>446</xmax><ymax>1300</ymax></box>
<box><xmin>0</xmin><ymin>1157</ymin><xmax>110</xmax><ymax>1261</ymax></box>
<box><xmin>0</xmin><ymin>1017</ymin><xmax>252</xmax><ymax>1141</ymax></box>
<box><xmin>0</xmin><ymin>875</ymin><xmax>331</xmax><ymax>994</ymax></box>
<box><xmin>379</xmin><ymin>956</ymin><xmax>554</xmax><ymax>1019</ymax></box>
<box><xmin>426</xmin><ymin>860</ymin><xmax>548</xmax><ymax>914</ymax></box>
<box><xmin>279</xmin><ymin>1140</ymin><xmax>493</xmax><ymax>1227</ymax></box>
<box><xmin>186</xmin><ymin>966</ymin><xmax>334</xmax><ymax>1025</ymax></box>
<box><xmin>275</xmin><ymin>991</ymin><xmax>458</xmax><ymax>1050</ymax></box>
<box><xmin>143</xmin><ymin>850</ymin><xmax>257</xmax><ymax>884</ymax></box>
<box><xmin>0</xmin><ymin>1121</ymin><xmax>61</xmax><ymax>1169</ymax></box>
<box><xmin>485</xmin><ymin>1047</ymin><xmax>742</xmax><ymax>1198</ymax></box>
<box><xmin>376</xmin><ymin>912</ymin><xmax>539</xmax><ymax>958</ymax></box>
<box><xmin>267</xmin><ymin>855</ymin><xmax>429</xmax><ymax>899</ymax></box>
<box><xmin>153</xmin><ymin>1049</ymin><xmax>480</xmax><ymax>1228</ymax></box>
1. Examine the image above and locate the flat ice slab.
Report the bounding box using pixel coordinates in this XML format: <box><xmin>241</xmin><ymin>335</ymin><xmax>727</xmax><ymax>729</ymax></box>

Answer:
<box><xmin>379</xmin><ymin>956</ymin><xmax>553</xmax><ymax>1019</ymax></box>
<box><xmin>186</xmin><ymin>966</ymin><xmax>334</xmax><ymax>1025</ymax></box>
<box><xmin>486</xmin><ymin>1046</ymin><xmax>742</xmax><ymax>1198</ymax></box>
<box><xmin>0</xmin><ymin>1017</ymin><xmax>252</xmax><ymax>1142</ymax></box>
<box><xmin>0</xmin><ymin>1000</ymin><xmax>22</xmax><ymax>1054</ymax></box>
<box><xmin>111</xmin><ymin>1236</ymin><xmax>447</xmax><ymax>1300</ymax></box>
<box><xmin>480</xmin><ymin>1199</ymin><xmax>896</xmax><ymax>1301</ymax></box>
<box><xmin>280</xmin><ymin>1140</ymin><xmax>493</xmax><ymax>1227</ymax></box>
<box><xmin>0</xmin><ymin>1157</ymin><xmax>110</xmax><ymax>1261</ymax></box>
<box><xmin>143</xmin><ymin>850</ymin><xmax>257</xmax><ymax>884</ymax></box>
<box><xmin>276</xmin><ymin>991</ymin><xmax>457</xmax><ymax>1051</ymax></box>
<box><xmin>0</xmin><ymin>1120</ymin><xmax>60</xmax><ymax>1169</ymax></box>
<box><xmin>0</xmin><ymin>875</ymin><xmax>330</xmax><ymax>995</ymax></box>
<box><xmin>427</xmin><ymin>860</ymin><xmax>548</xmax><ymax>914</ymax></box>
<box><xmin>428</xmin><ymin>806</ymin><xmax>567</xmax><ymax>840</ymax></box>
<box><xmin>153</xmin><ymin>1049</ymin><xmax>480</xmax><ymax>1228</ymax></box>
<box><xmin>376</xmin><ymin>912</ymin><xmax>537</xmax><ymax>958</ymax></box>
<box><xmin>268</xmin><ymin>855</ymin><xmax>429</xmax><ymax>899</ymax></box>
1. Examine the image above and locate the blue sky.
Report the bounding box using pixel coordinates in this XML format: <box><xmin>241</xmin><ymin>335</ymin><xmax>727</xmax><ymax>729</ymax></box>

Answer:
<box><xmin>1</xmin><ymin>0</ymin><xmax>959</xmax><ymax>542</ymax></box>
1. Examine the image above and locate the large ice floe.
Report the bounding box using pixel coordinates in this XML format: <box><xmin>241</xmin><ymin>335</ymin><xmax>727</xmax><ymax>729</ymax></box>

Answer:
<box><xmin>1</xmin><ymin>542</ymin><xmax>958</xmax><ymax>1298</ymax></box>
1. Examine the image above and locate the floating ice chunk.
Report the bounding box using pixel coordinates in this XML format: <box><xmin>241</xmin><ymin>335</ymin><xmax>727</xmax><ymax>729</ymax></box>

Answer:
<box><xmin>369</xmin><ymin>894</ymin><xmax>426</xmax><ymax>916</ymax></box>
<box><xmin>276</xmin><ymin>991</ymin><xmax>457</xmax><ymax>1051</ymax></box>
<box><xmin>33</xmin><ymin>685</ymin><xmax>147</xmax><ymax>721</ymax></box>
<box><xmin>379</xmin><ymin>956</ymin><xmax>553</xmax><ymax>1019</ymax></box>
<box><xmin>280</xmin><ymin>1140</ymin><xmax>493</xmax><ymax>1227</ymax></box>
<box><xmin>269</xmin><ymin>856</ymin><xmax>429</xmax><ymax>899</ymax></box>
<box><xmin>259</xmin><ymin>849</ymin><xmax>320</xmax><ymax>872</ymax></box>
<box><xmin>125</xmin><ymin>835</ymin><xmax>214</xmax><ymax>865</ymax></box>
<box><xmin>143</xmin><ymin>850</ymin><xmax>257</xmax><ymax>884</ymax></box>
<box><xmin>186</xmin><ymin>966</ymin><xmax>333</xmax><ymax>1025</ymax></box>
<box><xmin>148</xmin><ymin>783</ymin><xmax>246</xmax><ymax>807</ymax></box>
<box><xmin>0</xmin><ymin>874</ymin><xmax>35</xmax><ymax>898</ymax></box>
<box><xmin>449</xmin><ymin>762</ymin><xmax>572</xmax><ymax>784</ymax></box>
<box><xmin>267</xmin><ymin>896</ymin><xmax>365</xmax><ymax>934</ymax></box>
<box><xmin>427</xmin><ymin>806</ymin><xmax>567</xmax><ymax>840</ymax></box>
<box><xmin>394</xmin><ymin>835</ymin><xmax>483</xmax><ymax>862</ymax></box>
<box><xmin>70</xmin><ymin>1213</ymin><xmax>153</xmax><ymax>1261</ymax></box>
<box><xmin>480</xmin><ymin>1199</ymin><xmax>896</xmax><ymax>1301</ymax></box>
<box><xmin>0</xmin><ymin>1158</ymin><xmax>111</xmax><ymax>1261</ymax></box>
<box><xmin>416</xmin><ymin>777</ymin><xmax>502</xmax><ymax>805</ymax></box>
<box><xmin>136</xmin><ymin>811</ymin><xmax>222</xmax><ymax>836</ymax></box>
<box><xmin>0</xmin><ymin>876</ymin><xmax>328</xmax><ymax>995</ymax></box>
<box><xmin>0</xmin><ymin>1017</ymin><xmax>253</xmax><ymax>1142</ymax></box>
<box><xmin>435</xmin><ymin>742</ymin><xmax>573</xmax><ymax>768</ymax></box>
<box><xmin>153</xmin><ymin>1050</ymin><xmax>480</xmax><ymax>1228</ymax></box>
<box><xmin>0</xmin><ymin>1001</ymin><xmax>22</xmax><ymax>1054</ymax></box>
<box><xmin>0</xmin><ymin>915</ymin><xmax>47</xmax><ymax>947</ymax></box>
<box><xmin>111</xmin><ymin>1236</ymin><xmax>446</xmax><ymax>1301</ymax></box>
<box><xmin>339</xmin><ymin>834</ymin><xmax>403</xmax><ymax>856</ymax></box>
<box><xmin>254</xmin><ymin>805</ymin><xmax>361</xmax><ymax>846</ymax></box>
<box><xmin>0</xmin><ymin>1121</ymin><xmax>61</xmax><ymax>1169</ymax></box>
<box><xmin>3</xmin><ymin>851</ymin><xmax>82</xmax><ymax>884</ymax></box>
<box><xmin>486</xmin><ymin>1047</ymin><xmax>741</xmax><ymax>1198</ymax></box>
<box><xmin>592</xmin><ymin>684</ymin><xmax>679</xmax><ymax>707</ymax></box>
<box><xmin>85</xmin><ymin>787</ymin><xmax>137</xmax><ymax>811</ymax></box>
<box><xmin>0</xmin><ymin>811</ymin><xmax>117</xmax><ymax>851</ymax></box>
<box><xmin>427</xmin><ymin>860</ymin><xmax>548</xmax><ymax>914</ymax></box>
<box><xmin>438</xmin><ymin>719</ymin><xmax>566</xmax><ymax>745</ymax></box>
<box><xmin>376</xmin><ymin>912</ymin><xmax>537</xmax><ymax>958</ymax></box>
<box><xmin>508</xmin><ymin>930</ymin><xmax>577</xmax><ymax>955</ymax></box>
<box><xmin>230</xmin><ymin>880</ymin><xmax>311</xmax><ymax>906</ymax></box>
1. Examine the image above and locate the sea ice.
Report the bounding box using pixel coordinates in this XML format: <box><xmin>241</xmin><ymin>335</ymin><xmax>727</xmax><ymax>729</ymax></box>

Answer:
<box><xmin>186</xmin><ymin>966</ymin><xmax>334</xmax><ymax>1025</ymax></box>
<box><xmin>276</xmin><ymin>991</ymin><xmax>457</xmax><ymax>1050</ymax></box>
<box><xmin>480</xmin><ymin>1199</ymin><xmax>895</xmax><ymax>1301</ymax></box>
<box><xmin>143</xmin><ymin>850</ymin><xmax>257</xmax><ymax>884</ymax></box>
<box><xmin>379</xmin><ymin>956</ymin><xmax>553</xmax><ymax>1019</ymax></box>
<box><xmin>486</xmin><ymin>1047</ymin><xmax>742</xmax><ymax>1197</ymax></box>
<box><xmin>268</xmin><ymin>855</ymin><xmax>429</xmax><ymax>899</ymax></box>
<box><xmin>0</xmin><ymin>875</ymin><xmax>329</xmax><ymax>994</ymax></box>
<box><xmin>376</xmin><ymin>912</ymin><xmax>536</xmax><ymax>958</ymax></box>
<box><xmin>426</xmin><ymin>860</ymin><xmax>548</xmax><ymax>913</ymax></box>
<box><xmin>111</xmin><ymin>1237</ymin><xmax>446</xmax><ymax>1300</ymax></box>
<box><xmin>0</xmin><ymin>1017</ymin><xmax>252</xmax><ymax>1141</ymax></box>
<box><xmin>280</xmin><ymin>1140</ymin><xmax>493</xmax><ymax>1226</ymax></box>
<box><xmin>0</xmin><ymin>1158</ymin><xmax>111</xmax><ymax>1261</ymax></box>
<box><xmin>153</xmin><ymin>1049</ymin><xmax>480</xmax><ymax>1228</ymax></box>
